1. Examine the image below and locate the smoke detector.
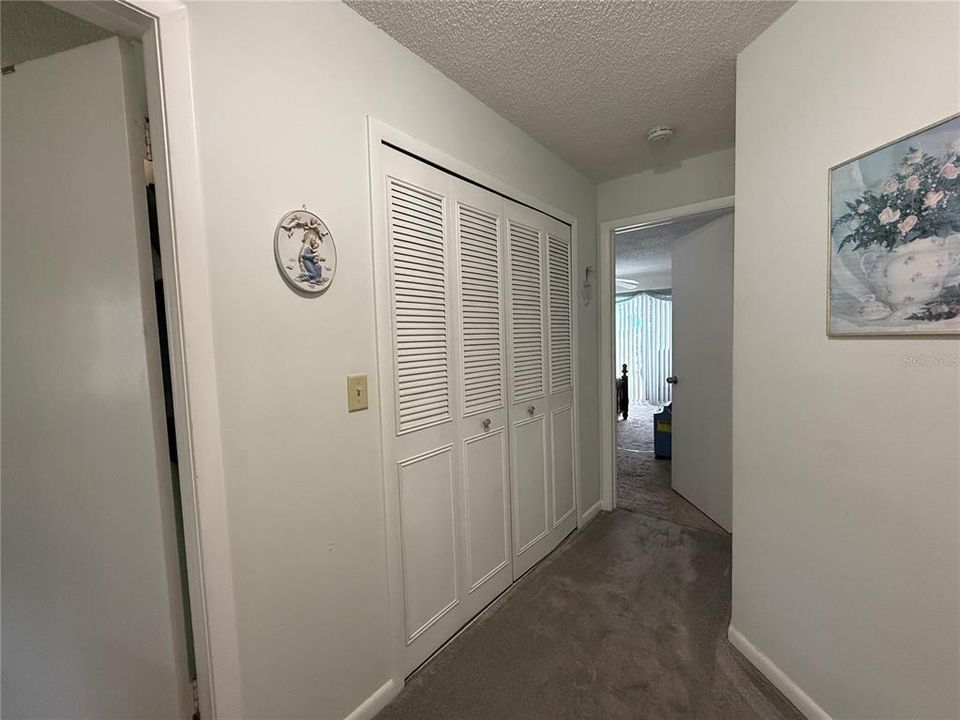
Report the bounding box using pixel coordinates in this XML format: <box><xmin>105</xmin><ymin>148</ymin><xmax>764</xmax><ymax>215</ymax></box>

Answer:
<box><xmin>647</xmin><ymin>125</ymin><xmax>675</xmax><ymax>144</ymax></box>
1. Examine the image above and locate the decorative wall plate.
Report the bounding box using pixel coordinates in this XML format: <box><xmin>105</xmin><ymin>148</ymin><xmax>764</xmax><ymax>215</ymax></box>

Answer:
<box><xmin>274</xmin><ymin>208</ymin><xmax>337</xmax><ymax>295</ymax></box>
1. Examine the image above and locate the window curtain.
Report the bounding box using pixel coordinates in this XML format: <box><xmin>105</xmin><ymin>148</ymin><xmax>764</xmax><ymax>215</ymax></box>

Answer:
<box><xmin>615</xmin><ymin>290</ymin><xmax>672</xmax><ymax>407</ymax></box>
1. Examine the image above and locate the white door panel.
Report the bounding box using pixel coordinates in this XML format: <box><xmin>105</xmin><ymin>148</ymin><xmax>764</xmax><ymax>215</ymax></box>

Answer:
<box><xmin>671</xmin><ymin>213</ymin><xmax>734</xmax><ymax>532</ymax></box>
<box><xmin>505</xmin><ymin>203</ymin><xmax>553</xmax><ymax>577</ymax></box>
<box><xmin>382</xmin><ymin>151</ymin><xmax>514</xmax><ymax>674</ymax></box>
<box><xmin>398</xmin><ymin>446</ymin><xmax>459</xmax><ymax>642</ymax></box>
<box><xmin>462</xmin><ymin>430</ymin><xmax>510</xmax><ymax>592</ymax></box>
<box><xmin>545</xmin><ymin>222</ymin><xmax>577</xmax><ymax>541</ymax></box>
<box><xmin>450</xmin><ymin>180</ymin><xmax>512</xmax><ymax>624</ymax></box>
<box><xmin>1</xmin><ymin>38</ymin><xmax>187</xmax><ymax>718</ymax></box>
<box><xmin>505</xmin><ymin>205</ymin><xmax>577</xmax><ymax>578</ymax></box>
<box><xmin>377</xmin><ymin>146</ymin><xmax>577</xmax><ymax>673</ymax></box>
<box><xmin>551</xmin><ymin>405</ymin><xmax>576</xmax><ymax>527</ymax></box>
<box><xmin>383</xmin><ymin>153</ymin><xmax>465</xmax><ymax>672</ymax></box>
<box><xmin>511</xmin><ymin>415</ymin><xmax>549</xmax><ymax>554</ymax></box>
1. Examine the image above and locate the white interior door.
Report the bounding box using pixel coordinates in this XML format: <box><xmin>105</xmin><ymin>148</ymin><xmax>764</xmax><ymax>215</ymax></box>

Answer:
<box><xmin>670</xmin><ymin>212</ymin><xmax>734</xmax><ymax>532</ymax></box>
<box><xmin>1</xmin><ymin>38</ymin><xmax>188</xmax><ymax>718</ymax></box>
<box><xmin>545</xmin><ymin>219</ymin><xmax>578</xmax><ymax>545</ymax></box>
<box><xmin>505</xmin><ymin>202</ymin><xmax>576</xmax><ymax>578</ymax></box>
<box><xmin>381</xmin><ymin>150</ymin><xmax>511</xmax><ymax>674</ymax></box>
<box><xmin>453</xmin><ymin>182</ymin><xmax>513</xmax><ymax>610</ymax></box>
<box><xmin>376</xmin><ymin>142</ymin><xmax>578</xmax><ymax>673</ymax></box>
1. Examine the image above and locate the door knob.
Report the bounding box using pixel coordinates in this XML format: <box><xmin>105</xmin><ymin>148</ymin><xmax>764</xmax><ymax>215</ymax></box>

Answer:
<box><xmin>482</xmin><ymin>418</ymin><xmax>491</xmax><ymax>429</ymax></box>
<box><xmin>527</xmin><ymin>405</ymin><xmax>536</xmax><ymax>415</ymax></box>
<box><xmin>666</xmin><ymin>376</ymin><xmax>678</xmax><ymax>384</ymax></box>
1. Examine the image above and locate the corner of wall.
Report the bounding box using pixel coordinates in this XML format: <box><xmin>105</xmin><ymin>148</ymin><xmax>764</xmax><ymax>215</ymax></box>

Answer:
<box><xmin>727</xmin><ymin>625</ymin><xmax>831</xmax><ymax>720</ymax></box>
<box><xmin>343</xmin><ymin>679</ymin><xmax>399</xmax><ymax>720</ymax></box>
<box><xmin>596</xmin><ymin>146</ymin><xmax>735</xmax><ymax>223</ymax></box>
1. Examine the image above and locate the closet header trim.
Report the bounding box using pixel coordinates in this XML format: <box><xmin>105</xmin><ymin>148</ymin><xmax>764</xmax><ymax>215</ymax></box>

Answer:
<box><xmin>381</xmin><ymin>140</ymin><xmax>572</xmax><ymax>228</ymax></box>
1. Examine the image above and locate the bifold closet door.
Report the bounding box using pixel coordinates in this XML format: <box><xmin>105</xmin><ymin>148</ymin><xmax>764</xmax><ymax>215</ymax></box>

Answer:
<box><xmin>452</xmin><ymin>181</ymin><xmax>513</xmax><ymax>616</ymax></box>
<box><xmin>380</xmin><ymin>149</ymin><xmax>512</xmax><ymax>675</ymax></box>
<box><xmin>505</xmin><ymin>203</ymin><xmax>577</xmax><ymax>578</ymax></box>
<box><xmin>544</xmin><ymin>218</ymin><xmax>577</xmax><ymax>547</ymax></box>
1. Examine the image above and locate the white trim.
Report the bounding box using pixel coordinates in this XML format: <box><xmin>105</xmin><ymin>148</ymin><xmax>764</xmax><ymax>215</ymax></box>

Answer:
<box><xmin>368</xmin><ymin>120</ymin><xmax>407</xmax><ymax>696</ymax></box>
<box><xmin>579</xmin><ymin>499</ymin><xmax>604</xmax><ymax>527</ymax></box>
<box><xmin>367</xmin><ymin>117</ymin><xmax>582</xmax><ymax>691</ymax></box>
<box><xmin>369</xmin><ymin>119</ymin><xmax>578</xmax><ymax>228</ymax></box>
<box><xmin>343</xmin><ymin>680</ymin><xmax>399</xmax><ymax>720</ymax></box>
<box><xmin>139</xmin><ymin>6</ymin><xmax>244</xmax><ymax>717</ymax></box>
<box><xmin>568</xmin><ymin>226</ymin><xmax>583</xmax><ymax>532</ymax></box>
<box><xmin>52</xmin><ymin>2</ymin><xmax>245</xmax><ymax>717</ymax></box>
<box><xmin>47</xmin><ymin>0</ymin><xmax>151</xmax><ymax>38</ymax></box>
<box><xmin>598</xmin><ymin>195</ymin><xmax>735</xmax><ymax>514</ymax></box>
<box><xmin>728</xmin><ymin>625</ymin><xmax>831</xmax><ymax>720</ymax></box>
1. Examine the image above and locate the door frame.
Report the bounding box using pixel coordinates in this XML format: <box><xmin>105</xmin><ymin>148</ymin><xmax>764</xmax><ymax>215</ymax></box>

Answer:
<box><xmin>597</xmin><ymin>195</ymin><xmax>734</xmax><ymax>513</ymax></box>
<box><xmin>49</xmin><ymin>2</ymin><xmax>242</xmax><ymax>718</ymax></box>
<box><xmin>366</xmin><ymin>118</ymin><xmax>581</xmax><ymax>694</ymax></box>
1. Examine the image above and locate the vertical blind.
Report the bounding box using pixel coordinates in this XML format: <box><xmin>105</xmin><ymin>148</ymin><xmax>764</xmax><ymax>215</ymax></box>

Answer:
<box><xmin>616</xmin><ymin>293</ymin><xmax>672</xmax><ymax>407</ymax></box>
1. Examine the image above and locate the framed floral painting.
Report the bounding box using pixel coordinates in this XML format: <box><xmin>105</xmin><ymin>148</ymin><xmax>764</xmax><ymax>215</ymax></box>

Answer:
<box><xmin>829</xmin><ymin>113</ymin><xmax>960</xmax><ymax>336</ymax></box>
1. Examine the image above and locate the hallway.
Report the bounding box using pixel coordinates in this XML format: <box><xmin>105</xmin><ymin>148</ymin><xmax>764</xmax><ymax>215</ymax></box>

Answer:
<box><xmin>375</xmin><ymin>511</ymin><xmax>802</xmax><ymax>719</ymax></box>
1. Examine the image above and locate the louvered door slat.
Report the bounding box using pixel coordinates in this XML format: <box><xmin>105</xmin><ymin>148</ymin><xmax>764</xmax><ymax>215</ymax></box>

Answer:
<box><xmin>388</xmin><ymin>177</ymin><xmax>450</xmax><ymax>433</ymax></box>
<box><xmin>548</xmin><ymin>233</ymin><xmax>573</xmax><ymax>393</ymax></box>
<box><xmin>457</xmin><ymin>203</ymin><xmax>504</xmax><ymax>416</ymax></box>
<box><xmin>509</xmin><ymin>221</ymin><xmax>544</xmax><ymax>401</ymax></box>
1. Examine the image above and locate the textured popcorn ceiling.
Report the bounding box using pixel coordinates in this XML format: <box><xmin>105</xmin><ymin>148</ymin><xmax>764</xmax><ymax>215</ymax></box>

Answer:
<box><xmin>347</xmin><ymin>0</ymin><xmax>792</xmax><ymax>181</ymax></box>
<box><xmin>615</xmin><ymin>208</ymin><xmax>731</xmax><ymax>281</ymax></box>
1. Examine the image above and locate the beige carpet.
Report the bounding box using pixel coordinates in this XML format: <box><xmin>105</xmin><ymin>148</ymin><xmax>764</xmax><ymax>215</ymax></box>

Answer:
<box><xmin>375</xmin><ymin>511</ymin><xmax>802</xmax><ymax>720</ymax></box>
<box><xmin>374</xmin><ymin>425</ymin><xmax>803</xmax><ymax>720</ymax></box>
<box><xmin>616</xmin><ymin>404</ymin><xmax>724</xmax><ymax>535</ymax></box>
<box><xmin>377</xmin><ymin>407</ymin><xmax>802</xmax><ymax>720</ymax></box>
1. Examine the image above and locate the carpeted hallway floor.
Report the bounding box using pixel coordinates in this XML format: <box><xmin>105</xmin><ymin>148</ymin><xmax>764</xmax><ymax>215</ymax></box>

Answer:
<box><xmin>616</xmin><ymin>404</ymin><xmax>722</xmax><ymax>535</ymax></box>
<box><xmin>374</xmin><ymin>408</ymin><xmax>803</xmax><ymax>720</ymax></box>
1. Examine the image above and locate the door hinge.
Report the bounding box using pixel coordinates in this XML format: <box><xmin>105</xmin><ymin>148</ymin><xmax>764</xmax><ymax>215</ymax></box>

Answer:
<box><xmin>144</xmin><ymin>116</ymin><xmax>153</xmax><ymax>162</ymax></box>
<box><xmin>191</xmin><ymin>679</ymin><xmax>201</xmax><ymax>720</ymax></box>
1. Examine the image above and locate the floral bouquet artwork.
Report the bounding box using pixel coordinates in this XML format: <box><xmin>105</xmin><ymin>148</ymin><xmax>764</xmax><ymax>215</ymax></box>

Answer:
<box><xmin>829</xmin><ymin>114</ymin><xmax>960</xmax><ymax>335</ymax></box>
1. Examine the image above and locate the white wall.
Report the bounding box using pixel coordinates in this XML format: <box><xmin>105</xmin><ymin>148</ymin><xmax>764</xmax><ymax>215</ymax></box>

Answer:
<box><xmin>598</xmin><ymin>146</ymin><xmax>734</xmax><ymax>223</ymax></box>
<box><xmin>183</xmin><ymin>2</ymin><xmax>598</xmax><ymax>717</ymax></box>
<box><xmin>733</xmin><ymin>3</ymin><xmax>959</xmax><ymax>718</ymax></box>
<box><xmin>1</xmin><ymin>37</ymin><xmax>188</xmax><ymax>718</ymax></box>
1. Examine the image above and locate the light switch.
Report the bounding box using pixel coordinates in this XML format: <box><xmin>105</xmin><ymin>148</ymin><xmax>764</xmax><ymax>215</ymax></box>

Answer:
<box><xmin>346</xmin><ymin>374</ymin><xmax>368</xmax><ymax>412</ymax></box>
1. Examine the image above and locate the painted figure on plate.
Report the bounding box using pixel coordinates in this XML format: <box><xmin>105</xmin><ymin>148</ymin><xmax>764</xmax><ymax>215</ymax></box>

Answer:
<box><xmin>298</xmin><ymin>227</ymin><xmax>326</xmax><ymax>285</ymax></box>
<box><xmin>275</xmin><ymin>209</ymin><xmax>337</xmax><ymax>294</ymax></box>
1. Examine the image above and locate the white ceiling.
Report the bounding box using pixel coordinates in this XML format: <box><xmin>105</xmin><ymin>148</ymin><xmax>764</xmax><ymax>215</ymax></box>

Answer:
<box><xmin>1</xmin><ymin>1</ymin><xmax>111</xmax><ymax>68</ymax></box>
<box><xmin>615</xmin><ymin>208</ymin><xmax>731</xmax><ymax>282</ymax></box>
<box><xmin>347</xmin><ymin>0</ymin><xmax>792</xmax><ymax>181</ymax></box>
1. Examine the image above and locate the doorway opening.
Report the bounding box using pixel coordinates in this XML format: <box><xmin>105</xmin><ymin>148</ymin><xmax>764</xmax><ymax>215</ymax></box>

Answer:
<box><xmin>613</xmin><ymin>210</ymin><xmax>724</xmax><ymax>529</ymax></box>
<box><xmin>1</xmin><ymin>3</ymin><xmax>216</xmax><ymax>718</ymax></box>
<box><xmin>599</xmin><ymin>197</ymin><xmax>735</xmax><ymax>532</ymax></box>
<box><xmin>613</xmin><ymin>281</ymin><xmax>673</xmax><ymax>515</ymax></box>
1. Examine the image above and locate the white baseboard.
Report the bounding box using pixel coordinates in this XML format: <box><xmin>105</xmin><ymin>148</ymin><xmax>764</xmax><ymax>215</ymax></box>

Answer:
<box><xmin>728</xmin><ymin>625</ymin><xmax>831</xmax><ymax>720</ymax></box>
<box><xmin>343</xmin><ymin>678</ymin><xmax>399</xmax><ymax>720</ymax></box>
<box><xmin>580</xmin><ymin>499</ymin><xmax>604</xmax><ymax>527</ymax></box>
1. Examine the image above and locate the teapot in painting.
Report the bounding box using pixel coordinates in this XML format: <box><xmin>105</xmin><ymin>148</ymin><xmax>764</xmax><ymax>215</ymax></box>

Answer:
<box><xmin>859</xmin><ymin>233</ymin><xmax>960</xmax><ymax>316</ymax></box>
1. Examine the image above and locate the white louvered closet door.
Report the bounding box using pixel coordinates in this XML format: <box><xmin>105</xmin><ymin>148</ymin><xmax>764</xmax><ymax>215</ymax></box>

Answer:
<box><xmin>381</xmin><ymin>149</ymin><xmax>513</xmax><ymax>675</ymax></box>
<box><xmin>450</xmin><ymin>180</ymin><xmax>513</xmax><ymax>633</ymax></box>
<box><xmin>544</xmin><ymin>218</ymin><xmax>578</xmax><ymax>548</ymax></box>
<box><xmin>504</xmin><ymin>201</ymin><xmax>556</xmax><ymax>578</ymax></box>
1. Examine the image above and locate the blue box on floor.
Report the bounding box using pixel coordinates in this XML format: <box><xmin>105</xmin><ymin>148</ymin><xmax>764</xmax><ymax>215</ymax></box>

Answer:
<box><xmin>654</xmin><ymin>404</ymin><xmax>672</xmax><ymax>459</ymax></box>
